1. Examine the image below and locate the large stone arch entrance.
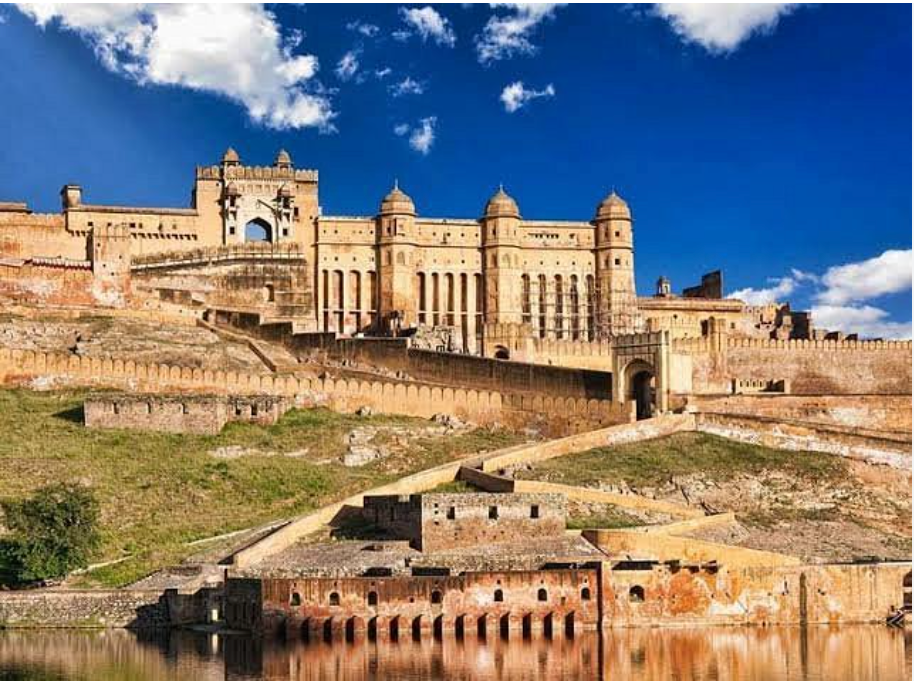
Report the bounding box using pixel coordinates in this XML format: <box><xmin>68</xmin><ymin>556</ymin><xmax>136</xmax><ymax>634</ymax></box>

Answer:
<box><xmin>624</xmin><ymin>360</ymin><xmax>656</xmax><ymax>420</ymax></box>
<box><xmin>244</xmin><ymin>217</ymin><xmax>272</xmax><ymax>243</ymax></box>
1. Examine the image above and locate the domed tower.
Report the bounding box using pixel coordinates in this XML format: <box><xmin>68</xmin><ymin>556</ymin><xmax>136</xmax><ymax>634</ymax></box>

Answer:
<box><xmin>274</xmin><ymin>149</ymin><xmax>292</xmax><ymax>169</ymax></box>
<box><xmin>376</xmin><ymin>181</ymin><xmax>418</xmax><ymax>331</ymax></box>
<box><xmin>480</xmin><ymin>186</ymin><xmax>523</xmax><ymax>333</ymax></box>
<box><xmin>593</xmin><ymin>191</ymin><xmax>642</xmax><ymax>336</ymax></box>
<box><xmin>221</xmin><ymin>147</ymin><xmax>240</xmax><ymax>167</ymax></box>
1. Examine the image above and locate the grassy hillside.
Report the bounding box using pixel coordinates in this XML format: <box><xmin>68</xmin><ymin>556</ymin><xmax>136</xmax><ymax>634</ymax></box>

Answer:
<box><xmin>0</xmin><ymin>389</ymin><xmax>524</xmax><ymax>587</ymax></box>
<box><xmin>515</xmin><ymin>432</ymin><xmax>912</xmax><ymax>561</ymax></box>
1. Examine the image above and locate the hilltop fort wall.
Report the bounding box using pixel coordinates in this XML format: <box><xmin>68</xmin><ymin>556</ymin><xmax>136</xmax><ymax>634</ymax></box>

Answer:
<box><xmin>0</xmin><ymin>348</ymin><xmax>624</xmax><ymax>435</ymax></box>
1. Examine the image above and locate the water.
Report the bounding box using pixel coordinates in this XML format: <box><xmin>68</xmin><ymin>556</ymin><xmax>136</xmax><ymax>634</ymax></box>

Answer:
<box><xmin>0</xmin><ymin>626</ymin><xmax>909</xmax><ymax>681</ymax></box>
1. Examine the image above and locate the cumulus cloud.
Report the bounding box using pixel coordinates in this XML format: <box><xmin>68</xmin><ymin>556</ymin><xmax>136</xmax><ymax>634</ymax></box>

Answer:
<box><xmin>335</xmin><ymin>49</ymin><xmax>360</xmax><ymax>82</ymax></box>
<box><xmin>475</xmin><ymin>3</ymin><xmax>564</xmax><ymax>64</ymax></box>
<box><xmin>394</xmin><ymin>117</ymin><xmax>437</xmax><ymax>155</ymax></box>
<box><xmin>652</xmin><ymin>3</ymin><xmax>798</xmax><ymax>54</ymax></box>
<box><xmin>500</xmin><ymin>81</ymin><xmax>555</xmax><ymax>112</ymax></box>
<box><xmin>816</xmin><ymin>249</ymin><xmax>912</xmax><ymax>306</ymax></box>
<box><xmin>398</xmin><ymin>6</ymin><xmax>456</xmax><ymax>47</ymax></box>
<box><xmin>16</xmin><ymin>3</ymin><xmax>335</xmax><ymax>130</ymax></box>
<box><xmin>728</xmin><ymin>275</ymin><xmax>797</xmax><ymax>306</ymax></box>
<box><xmin>346</xmin><ymin>20</ymin><xmax>379</xmax><ymax>38</ymax></box>
<box><xmin>727</xmin><ymin>249</ymin><xmax>912</xmax><ymax>339</ymax></box>
<box><xmin>375</xmin><ymin>66</ymin><xmax>392</xmax><ymax>79</ymax></box>
<box><xmin>810</xmin><ymin>305</ymin><xmax>912</xmax><ymax>341</ymax></box>
<box><xmin>390</xmin><ymin>76</ymin><xmax>424</xmax><ymax>97</ymax></box>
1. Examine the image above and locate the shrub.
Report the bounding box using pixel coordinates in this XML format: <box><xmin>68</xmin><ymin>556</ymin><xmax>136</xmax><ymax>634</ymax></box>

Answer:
<box><xmin>1</xmin><ymin>483</ymin><xmax>100</xmax><ymax>584</ymax></box>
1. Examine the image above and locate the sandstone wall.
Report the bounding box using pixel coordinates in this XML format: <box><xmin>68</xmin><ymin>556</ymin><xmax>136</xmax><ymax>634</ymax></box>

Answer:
<box><xmin>0</xmin><ymin>590</ymin><xmax>169</xmax><ymax>629</ymax></box>
<box><xmin>0</xmin><ymin>347</ymin><xmax>625</xmax><ymax>436</ymax></box>
<box><xmin>679</xmin><ymin>337</ymin><xmax>913</xmax><ymax>395</ymax></box>
<box><xmin>211</xmin><ymin>310</ymin><xmax>615</xmax><ymax>400</ymax></box>
<box><xmin>229</xmin><ymin>568</ymin><xmax>601</xmax><ymax>636</ymax></box>
<box><xmin>602</xmin><ymin>561</ymin><xmax>911</xmax><ymax>627</ymax></box>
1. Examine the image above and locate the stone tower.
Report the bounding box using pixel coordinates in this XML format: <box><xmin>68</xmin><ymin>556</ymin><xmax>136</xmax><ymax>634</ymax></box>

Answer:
<box><xmin>481</xmin><ymin>187</ymin><xmax>523</xmax><ymax>326</ymax></box>
<box><xmin>376</xmin><ymin>182</ymin><xmax>418</xmax><ymax>332</ymax></box>
<box><xmin>593</xmin><ymin>191</ymin><xmax>642</xmax><ymax>336</ymax></box>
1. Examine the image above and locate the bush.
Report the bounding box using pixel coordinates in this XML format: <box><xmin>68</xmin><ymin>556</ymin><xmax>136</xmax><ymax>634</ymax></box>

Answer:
<box><xmin>1</xmin><ymin>483</ymin><xmax>100</xmax><ymax>584</ymax></box>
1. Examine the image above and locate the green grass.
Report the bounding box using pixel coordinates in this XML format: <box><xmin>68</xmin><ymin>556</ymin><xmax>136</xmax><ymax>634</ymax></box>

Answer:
<box><xmin>516</xmin><ymin>432</ymin><xmax>848</xmax><ymax>489</ymax></box>
<box><xmin>0</xmin><ymin>389</ymin><xmax>524</xmax><ymax>587</ymax></box>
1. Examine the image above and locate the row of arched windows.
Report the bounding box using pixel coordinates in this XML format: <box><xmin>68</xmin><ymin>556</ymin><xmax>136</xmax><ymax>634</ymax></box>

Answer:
<box><xmin>290</xmin><ymin>586</ymin><xmax>594</xmax><ymax>608</ymax></box>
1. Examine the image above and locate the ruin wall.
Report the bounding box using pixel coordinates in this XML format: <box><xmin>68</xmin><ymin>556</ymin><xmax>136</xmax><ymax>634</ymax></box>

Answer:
<box><xmin>0</xmin><ymin>589</ymin><xmax>169</xmax><ymax>629</ymax></box>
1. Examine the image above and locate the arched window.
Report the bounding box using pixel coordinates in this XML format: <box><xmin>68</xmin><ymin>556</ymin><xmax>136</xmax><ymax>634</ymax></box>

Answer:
<box><xmin>431</xmin><ymin>590</ymin><xmax>442</xmax><ymax>604</ymax></box>
<box><xmin>329</xmin><ymin>591</ymin><xmax>340</xmax><ymax>606</ymax></box>
<box><xmin>367</xmin><ymin>591</ymin><xmax>378</xmax><ymax>606</ymax></box>
<box><xmin>581</xmin><ymin>587</ymin><xmax>591</xmax><ymax>601</ymax></box>
<box><xmin>629</xmin><ymin>585</ymin><xmax>645</xmax><ymax>603</ymax></box>
<box><xmin>290</xmin><ymin>592</ymin><xmax>301</xmax><ymax>606</ymax></box>
<box><xmin>494</xmin><ymin>589</ymin><xmax>504</xmax><ymax>602</ymax></box>
<box><xmin>537</xmin><ymin>588</ymin><xmax>548</xmax><ymax>602</ymax></box>
<box><xmin>244</xmin><ymin>218</ymin><xmax>272</xmax><ymax>243</ymax></box>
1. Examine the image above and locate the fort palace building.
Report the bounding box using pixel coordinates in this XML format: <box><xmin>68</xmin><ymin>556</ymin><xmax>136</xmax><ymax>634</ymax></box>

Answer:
<box><xmin>0</xmin><ymin>148</ymin><xmax>818</xmax><ymax>353</ymax></box>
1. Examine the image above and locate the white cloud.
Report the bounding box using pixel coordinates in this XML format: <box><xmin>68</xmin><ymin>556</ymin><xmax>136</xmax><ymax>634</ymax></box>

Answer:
<box><xmin>727</xmin><ymin>249</ymin><xmax>912</xmax><ymax>339</ymax></box>
<box><xmin>395</xmin><ymin>117</ymin><xmax>437</xmax><ymax>155</ymax></box>
<box><xmin>500</xmin><ymin>81</ymin><xmax>555</xmax><ymax>113</ymax></box>
<box><xmin>346</xmin><ymin>20</ymin><xmax>379</xmax><ymax>38</ymax></box>
<box><xmin>398</xmin><ymin>6</ymin><xmax>456</xmax><ymax>47</ymax></box>
<box><xmin>810</xmin><ymin>305</ymin><xmax>911</xmax><ymax>340</ymax></box>
<box><xmin>335</xmin><ymin>49</ymin><xmax>360</xmax><ymax>82</ymax></box>
<box><xmin>409</xmin><ymin>117</ymin><xmax>436</xmax><ymax>154</ymax></box>
<box><xmin>652</xmin><ymin>3</ymin><xmax>797</xmax><ymax>54</ymax></box>
<box><xmin>17</xmin><ymin>3</ymin><xmax>334</xmax><ymax>130</ymax></box>
<box><xmin>375</xmin><ymin>67</ymin><xmax>392</xmax><ymax>79</ymax></box>
<box><xmin>816</xmin><ymin>249</ymin><xmax>912</xmax><ymax>306</ymax></box>
<box><xmin>728</xmin><ymin>275</ymin><xmax>796</xmax><ymax>306</ymax></box>
<box><xmin>475</xmin><ymin>3</ymin><xmax>564</xmax><ymax>64</ymax></box>
<box><xmin>390</xmin><ymin>76</ymin><xmax>424</xmax><ymax>97</ymax></box>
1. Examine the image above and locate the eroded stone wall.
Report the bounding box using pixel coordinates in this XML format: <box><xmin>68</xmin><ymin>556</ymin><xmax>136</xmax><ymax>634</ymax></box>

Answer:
<box><xmin>0</xmin><ymin>590</ymin><xmax>169</xmax><ymax>629</ymax></box>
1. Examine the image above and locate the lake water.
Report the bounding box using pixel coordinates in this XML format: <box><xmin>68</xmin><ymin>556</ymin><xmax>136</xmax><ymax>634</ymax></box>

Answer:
<box><xmin>0</xmin><ymin>625</ymin><xmax>909</xmax><ymax>680</ymax></box>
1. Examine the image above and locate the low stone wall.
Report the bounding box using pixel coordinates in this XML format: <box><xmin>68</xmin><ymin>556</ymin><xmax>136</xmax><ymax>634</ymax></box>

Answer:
<box><xmin>0</xmin><ymin>590</ymin><xmax>169</xmax><ymax>629</ymax></box>
<box><xmin>695</xmin><ymin>411</ymin><xmax>911</xmax><ymax>469</ymax></box>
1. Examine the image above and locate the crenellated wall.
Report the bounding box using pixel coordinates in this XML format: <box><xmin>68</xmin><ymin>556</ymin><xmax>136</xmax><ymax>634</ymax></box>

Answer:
<box><xmin>0</xmin><ymin>347</ymin><xmax>624</xmax><ymax>435</ymax></box>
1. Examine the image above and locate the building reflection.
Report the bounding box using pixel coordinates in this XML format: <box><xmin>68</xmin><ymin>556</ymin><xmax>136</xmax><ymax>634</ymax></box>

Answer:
<box><xmin>0</xmin><ymin>625</ymin><xmax>908</xmax><ymax>681</ymax></box>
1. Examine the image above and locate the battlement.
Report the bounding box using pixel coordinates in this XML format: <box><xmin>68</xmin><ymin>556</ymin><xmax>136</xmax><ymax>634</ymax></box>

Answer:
<box><xmin>195</xmin><ymin>165</ymin><xmax>318</xmax><ymax>182</ymax></box>
<box><xmin>727</xmin><ymin>337</ymin><xmax>912</xmax><ymax>351</ymax></box>
<box><xmin>131</xmin><ymin>242</ymin><xmax>306</xmax><ymax>269</ymax></box>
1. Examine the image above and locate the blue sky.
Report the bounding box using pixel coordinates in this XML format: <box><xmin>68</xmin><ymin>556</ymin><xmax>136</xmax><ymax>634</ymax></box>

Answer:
<box><xmin>0</xmin><ymin>3</ymin><xmax>910</xmax><ymax>337</ymax></box>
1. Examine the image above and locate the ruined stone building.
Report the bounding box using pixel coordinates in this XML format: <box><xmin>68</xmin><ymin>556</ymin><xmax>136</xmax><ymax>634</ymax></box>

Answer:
<box><xmin>0</xmin><ymin>148</ymin><xmax>810</xmax><ymax>355</ymax></box>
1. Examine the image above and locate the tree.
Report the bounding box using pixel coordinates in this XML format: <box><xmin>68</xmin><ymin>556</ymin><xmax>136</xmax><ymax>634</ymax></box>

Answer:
<box><xmin>1</xmin><ymin>483</ymin><xmax>100</xmax><ymax>584</ymax></box>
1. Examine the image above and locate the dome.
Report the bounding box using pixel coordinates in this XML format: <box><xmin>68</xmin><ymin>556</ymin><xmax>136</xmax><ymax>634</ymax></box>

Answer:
<box><xmin>484</xmin><ymin>186</ymin><xmax>520</xmax><ymax>218</ymax></box>
<box><xmin>274</xmin><ymin>149</ymin><xmax>292</xmax><ymax>167</ymax></box>
<box><xmin>596</xmin><ymin>190</ymin><xmax>630</xmax><ymax>220</ymax></box>
<box><xmin>224</xmin><ymin>181</ymin><xmax>240</xmax><ymax>196</ymax></box>
<box><xmin>221</xmin><ymin>147</ymin><xmax>240</xmax><ymax>164</ymax></box>
<box><xmin>379</xmin><ymin>181</ymin><xmax>416</xmax><ymax>215</ymax></box>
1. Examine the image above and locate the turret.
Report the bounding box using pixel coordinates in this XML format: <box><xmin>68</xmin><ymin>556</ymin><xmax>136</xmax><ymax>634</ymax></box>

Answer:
<box><xmin>274</xmin><ymin>149</ymin><xmax>292</xmax><ymax>169</ymax></box>
<box><xmin>61</xmin><ymin>184</ymin><xmax>82</xmax><ymax>210</ymax></box>
<box><xmin>481</xmin><ymin>186</ymin><xmax>523</xmax><ymax>328</ymax></box>
<box><xmin>221</xmin><ymin>147</ymin><xmax>240</xmax><ymax>167</ymax></box>
<box><xmin>376</xmin><ymin>182</ymin><xmax>418</xmax><ymax>331</ymax></box>
<box><xmin>593</xmin><ymin>191</ymin><xmax>641</xmax><ymax>336</ymax></box>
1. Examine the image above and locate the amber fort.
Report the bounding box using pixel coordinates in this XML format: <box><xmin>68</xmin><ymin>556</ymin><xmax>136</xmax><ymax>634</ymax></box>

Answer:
<box><xmin>0</xmin><ymin>148</ymin><xmax>909</xmax><ymax>635</ymax></box>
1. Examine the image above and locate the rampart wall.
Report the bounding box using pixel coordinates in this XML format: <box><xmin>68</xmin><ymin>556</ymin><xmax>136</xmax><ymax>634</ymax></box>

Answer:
<box><xmin>210</xmin><ymin>310</ymin><xmax>615</xmax><ymax>400</ymax></box>
<box><xmin>0</xmin><ymin>348</ymin><xmax>624</xmax><ymax>435</ymax></box>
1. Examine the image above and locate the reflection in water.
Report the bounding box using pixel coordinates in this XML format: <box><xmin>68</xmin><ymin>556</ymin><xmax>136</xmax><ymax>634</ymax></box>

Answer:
<box><xmin>0</xmin><ymin>626</ymin><xmax>909</xmax><ymax>681</ymax></box>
